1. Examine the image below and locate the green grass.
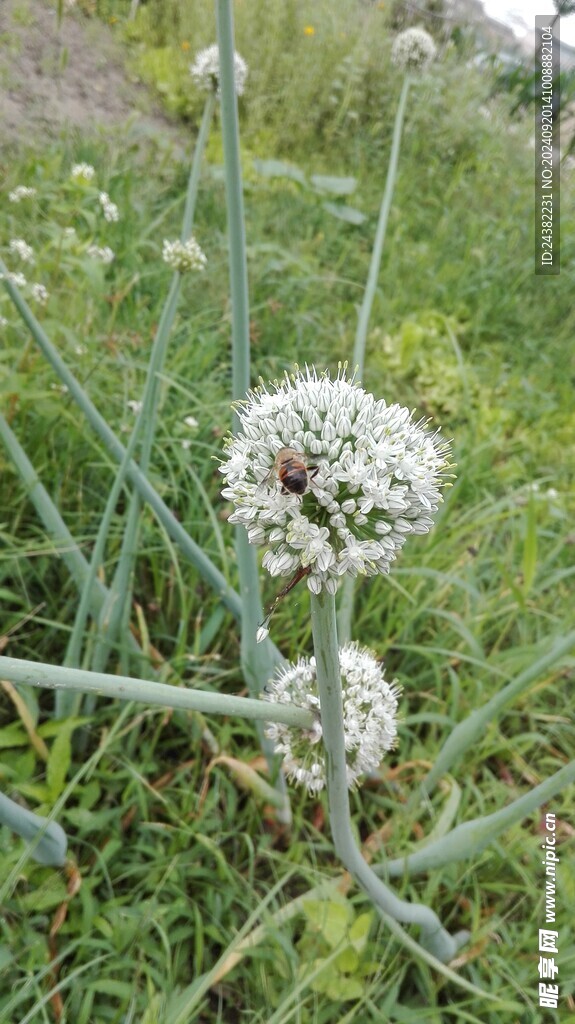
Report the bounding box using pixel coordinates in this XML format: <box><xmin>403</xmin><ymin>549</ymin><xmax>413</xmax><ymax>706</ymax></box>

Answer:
<box><xmin>1</xmin><ymin>0</ymin><xmax>574</xmax><ymax>1020</ymax></box>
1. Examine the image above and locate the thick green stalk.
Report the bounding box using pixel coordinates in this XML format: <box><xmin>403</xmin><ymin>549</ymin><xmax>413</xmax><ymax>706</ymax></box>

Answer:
<box><xmin>421</xmin><ymin>630</ymin><xmax>575</xmax><ymax>796</ymax></box>
<box><xmin>309</xmin><ymin>589</ymin><xmax>468</xmax><ymax>963</ymax></box>
<box><xmin>0</xmin><ymin>261</ymin><xmax>241</xmax><ymax>621</ymax></box>
<box><xmin>0</xmin><ymin>656</ymin><xmax>315</xmax><ymax>730</ymax></box>
<box><xmin>87</xmin><ymin>95</ymin><xmax>216</xmax><ymax>676</ymax></box>
<box><xmin>58</xmin><ymin>399</ymin><xmax>147</xmax><ymax>717</ymax></box>
<box><xmin>352</xmin><ymin>74</ymin><xmax>411</xmax><ymax>379</ymax></box>
<box><xmin>0</xmin><ymin>411</ymin><xmax>106</xmax><ymax>619</ymax></box>
<box><xmin>70</xmin><ymin>99</ymin><xmax>215</xmax><ymax>714</ymax></box>
<box><xmin>0</xmin><ymin>791</ymin><xmax>67</xmax><ymax>867</ymax></box>
<box><xmin>182</xmin><ymin>92</ymin><xmax>216</xmax><ymax>241</ymax></box>
<box><xmin>216</xmin><ymin>0</ymin><xmax>290</xmax><ymax>819</ymax></box>
<box><xmin>337</xmin><ymin>74</ymin><xmax>411</xmax><ymax>645</ymax></box>
<box><xmin>377</xmin><ymin>759</ymin><xmax>575</xmax><ymax>879</ymax></box>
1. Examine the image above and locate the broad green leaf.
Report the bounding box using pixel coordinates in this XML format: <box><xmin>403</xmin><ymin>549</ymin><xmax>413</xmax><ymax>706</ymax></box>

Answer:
<box><xmin>349</xmin><ymin>911</ymin><xmax>372</xmax><ymax>953</ymax></box>
<box><xmin>335</xmin><ymin>945</ymin><xmax>359</xmax><ymax>973</ymax></box>
<box><xmin>19</xmin><ymin>875</ymin><xmax>68</xmax><ymax>911</ymax></box>
<box><xmin>302</xmin><ymin>898</ymin><xmax>350</xmax><ymax>947</ymax></box>
<box><xmin>322</xmin><ymin>201</ymin><xmax>366</xmax><ymax>225</ymax></box>
<box><xmin>253</xmin><ymin>158</ymin><xmax>307</xmax><ymax>186</ymax></box>
<box><xmin>46</xmin><ymin>721</ymin><xmax>76</xmax><ymax>800</ymax></box>
<box><xmin>326</xmin><ymin>976</ymin><xmax>364</xmax><ymax>1001</ymax></box>
<box><xmin>311</xmin><ymin>173</ymin><xmax>357</xmax><ymax>195</ymax></box>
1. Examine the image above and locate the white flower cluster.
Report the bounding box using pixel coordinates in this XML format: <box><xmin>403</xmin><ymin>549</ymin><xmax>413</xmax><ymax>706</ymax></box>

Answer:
<box><xmin>162</xmin><ymin>237</ymin><xmax>207</xmax><ymax>273</ymax></box>
<box><xmin>87</xmin><ymin>244</ymin><xmax>115</xmax><ymax>264</ymax></box>
<box><xmin>71</xmin><ymin>163</ymin><xmax>96</xmax><ymax>182</ymax></box>
<box><xmin>8</xmin><ymin>186</ymin><xmax>37</xmax><ymax>203</ymax></box>
<box><xmin>1</xmin><ymin>270</ymin><xmax>49</xmax><ymax>304</ymax></box>
<box><xmin>99</xmin><ymin>191</ymin><xmax>119</xmax><ymax>223</ymax></box>
<box><xmin>264</xmin><ymin>642</ymin><xmax>401</xmax><ymax>793</ymax></box>
<box><xmin>220</xmin><ymin>367</ymin><xmax>452</xmax><ymax>595</ymax></box>
<box><xmin>31</xmin><ymin>283</ymin><xmax>49</xmax><ymax>305</ymax></box>
<box><xmin>9</xmin><ymin>238</ymin><xmax>35</xmax><ymax>264</ymax></box>
<box><xmin>1</xmin><ymin>271</ymin><xmax>27</xmax><ymax>288</ymax></box>
<box><xmin>190</xmin><ymin>43</ymin><xmax>248</xmax><ymax>97</ymax></box>
<box><xmin>391</xmin><ymin>27</ymin><xmax>437</xmax><ymax>72</ymax></box>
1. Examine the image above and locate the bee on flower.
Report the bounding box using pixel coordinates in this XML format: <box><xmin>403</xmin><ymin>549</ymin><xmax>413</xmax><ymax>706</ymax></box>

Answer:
<box><xmin>219</xmin><ymin>366</ymin><xmax>453</xmax><ymax>596</ymax></box>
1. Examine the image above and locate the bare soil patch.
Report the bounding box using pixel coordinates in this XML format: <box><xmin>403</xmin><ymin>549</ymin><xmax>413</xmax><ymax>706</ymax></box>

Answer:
<box><xmin>0</xmin><ymin>0</ymin><xmax>182</xmax><ymax>149</ymax></box>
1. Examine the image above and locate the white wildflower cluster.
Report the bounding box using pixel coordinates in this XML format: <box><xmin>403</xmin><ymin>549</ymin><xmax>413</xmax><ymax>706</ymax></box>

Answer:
<box><xmin>87</xmin><ymin>244</ymin><xmax>115</xmax><ymax>264</ymax></box>
<box><xmin>264</xmin><ymin>643</ymin><xmax>401</xmax><ymax>793</ymax></box>
<box><xmin>190</xmin><ymin>43</ymin><xmax>248</xmax><ymax>97</ymax></box>
<box><xmin>98</xmin><ymin>191</ymin><xmax>119</xmax><ymax>223</ymax></box>
<box><xmin>9</xmin><ymin>238</ymin><xmax>35</xmax><ymax>264</ymax></box>
<box><xmin>391</xmin><ymin>27</ymin><xmax>437</xmax><ymax>72</ymax></box>
<box><xmin>162</xmin><ymin>237</ymin><xmax>207</xmax><ymax>273</ymax></box>
<box><xmin>71</xmin><ymin>163</ymin><xmax>96</xmax><ymax>182</ymax></box>
<box><xmin>31</xmin><ymin>283</ymin><xmax>49</xmax><ymax>305</ymax></box>
<box><xmin>1</xmin><ymin>271</ymin><xmax>28</xmax><ymax>288</ymax></box>
<box><xmin>220</xmin><ymin>367</ymin><xmax>452</xmax><ymax>595</ymax></box>
<box><xmin>8</xmin><ymin>186</ymin><xmax>37</xmax><ymax>203</ymax></box>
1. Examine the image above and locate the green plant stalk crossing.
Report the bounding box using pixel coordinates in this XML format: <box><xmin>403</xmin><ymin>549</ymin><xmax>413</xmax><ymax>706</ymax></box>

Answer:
<box><xmin>377</xmin><ymin>758</ymin><xmax>575</xmax><ymax>878</ymax></box>
<box><xmin>338</xmin><ymin>73</ymin><xmax>411</xmax><ymax>645</ymax></box>
<box><xmin>64</xmin><ymin>98</ymin><xmax>216</xmax><ymax>717</ymax></box>
<box><xmin>421</xmin><ymin>630</ymin><xmax>575</xmax><ymax>795</ymax></box>
<box><xmin>0</xmin><ymin>655</ymin><xmax>315</xmax><ymax>729</ymax></box>
<box><xmin>309</xmin><ymin>589</ymin><xmax>469</xmax><ymax>963</ymax></box>
<box><xmin>216</xmin><ymin>0</ymin><xmax>290</xmax><ymax>820</ymax></box>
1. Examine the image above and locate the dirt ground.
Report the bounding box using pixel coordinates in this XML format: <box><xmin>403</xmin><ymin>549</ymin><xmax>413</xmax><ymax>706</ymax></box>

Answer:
<box><xmin>0</xmin><ymin>0</ymin><xmax>182</xmax><ymax>150</ymax></box>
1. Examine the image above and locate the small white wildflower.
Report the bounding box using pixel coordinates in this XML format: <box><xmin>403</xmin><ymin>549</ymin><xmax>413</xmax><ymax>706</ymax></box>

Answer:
<box><xmin>127</xmin><ymin>400</ymin><xmax>143</xmax><ymax>414</ymax></box>
<box><xmin>220</xmin><ymin>366</ymin><xmax>453</xmax><ymax>595</ymax></box>
<box><xmin>71</xmin><ymin>163</ymin><xmax>96</xmax><ymax>182</ymax></box>
<box><xmin>181</xmin><ymin>439</ymin><xmax>192</xmax><ymax>450</ymax></box>
<box><xmin>9</xmin><ymin>239</ymin><xmax>35</xmax><ymax>264</ymax></box>
<box><xmin>64</xmin><ymin>227</ymin><xmax>76</xmax><ymax>237</ymax></box>
<box><xmin>391</xmin><ymin>27</ymin><xmax>437</xmax><ymax>72</ymax></box>
<box><xmin>98</xmin><ymin>191</ymin><xmax>120</xmax><ymax>223</ymax></box>
<box><xmin>8</xmin><ymin>186</ymin><xmax>37</xmax><ymax>203</ymax></box>
<box><xmin>3</xmin><ymin>271</ymin><xmax>28</xmax><ymax>288</ymax></box>
<box><xmin>184</xmin><ymin>415</ymin><xmax>199</xmax><ymax>428</ymax></box>
<box><xmin>162</xmin><ymin>237</ymin><xmax>207</xmax><ymax>273</ymax></box>
<box><xmin>190</xmin><ymin>43</ymin><xmax>248</xmax><ymax>97</ymax></box>
<box><xmin>75</xmin><ymin>345</ymin><xmax>87</xmax><ymax>355</ymax></box>
<box><xmin>264</xmin><ymin>643</ymin><xmax>401</xmax><ymax>793</ymax></box>
<box><xmin>546</xmin><ymin>488</ymin><xmax>558</xmax><ymax>499</ymax></box>
<box><xmin>0</xmin><ymin>316</ymin><xmax>8</xmax><ymax>328</ymax></box>
<box><xmin>31</xmin><ymin>283</ymin><xmax>49</xmax><ymax>304</ymax></box>
<box><xmin>87</xmin><ymin>244</ymin><xmax>115</xmax><ymax>264</ymax></box>
<box><xmin>50</xmin><ymin>383</ymin><xmax>69</xmax><ymax>394</ymax></box>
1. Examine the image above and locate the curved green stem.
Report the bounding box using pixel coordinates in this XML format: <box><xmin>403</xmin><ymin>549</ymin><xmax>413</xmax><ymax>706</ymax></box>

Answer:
<box><xmin>70</xmin><ymin>97</ymin><xmax>216</xmax><ymax>717</ymax></box>
<box><xmin>421</xmin><ymin>630</ymin><xmax>575</xmax><ymax>797</ymax></box>
<box><xmin>377</xmin><ymin>759</ymin><xmax>575</xmax><ymax>879</ymax></box>
<box><xmin>0</xmin><ymin>261</ymin><xmax>242</xmax><ymax>620</ymax></box>
<box><xmin>0</xmin><ymin>791</ymin><xmax>67</xmax><ymax>867</ymax></box>
<box><xmin>0</xmin><ymin>655</ymin><xmax>315</xmax><ymax>730</ymax></box>
<box><xmin>310</xmin><ymin>589</ymin><xmax>468</xmax><ymax>963</ymax></box>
